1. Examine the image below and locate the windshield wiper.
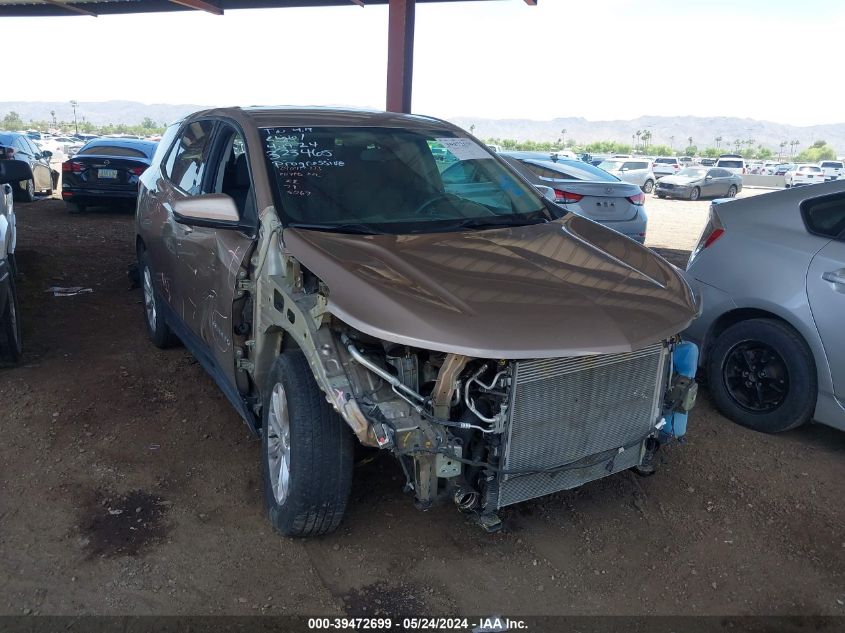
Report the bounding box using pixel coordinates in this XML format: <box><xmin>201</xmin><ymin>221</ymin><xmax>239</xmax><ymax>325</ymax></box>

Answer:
<box><xmin>286</xmin><ymin>222</ymin><xmax>388</xmax><ymax>235</ymax></box>
<box><xmin>441</xmin><ymin>215</ymin><xmax>550</xmax><ymax>232</ymax></box>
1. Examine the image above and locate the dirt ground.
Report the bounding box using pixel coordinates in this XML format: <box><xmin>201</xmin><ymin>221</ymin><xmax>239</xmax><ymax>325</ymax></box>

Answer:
<box><xmin>1</xmin><ymin>194</ymin><xmax>844</xmax><ymax>619</ymax></box>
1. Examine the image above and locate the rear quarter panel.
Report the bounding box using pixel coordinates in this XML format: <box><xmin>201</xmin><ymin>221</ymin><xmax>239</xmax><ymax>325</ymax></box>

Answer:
<box><xmin>686</xmin><ymin>187</ymin><xmax>842</xmax><ymax>396</ymax></box>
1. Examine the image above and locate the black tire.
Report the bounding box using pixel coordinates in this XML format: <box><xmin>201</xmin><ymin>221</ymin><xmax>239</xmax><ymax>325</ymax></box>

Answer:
<box><xmin>66</xmin><ymin>202</ymin><xmax>86</xmax><ymax>214</ymax></box>
<box><xmin>0</xmin><ymin>275</ymin><xmax>23</xmax><ymax>364</ymax></box>
<box><xmin>706</xmin><ymin>318</ymin><xmax>816</xmax><ymax>433</ymax></box>
<box><xmin>138</xmin><ymin>250</ymin><xmax>178</xmax><ymax>348</ymax></box>
<box><xmin>727</xmin><ymin>185</ymin><xmax>737</xmax><ymax>198</ymax></box>
<box><xmin>643</xmin><ymin>179</ymin><xmax>654</xmax><ymax>193</ymax></box>
<box><xmin>15</xmin><ymin>179</ymin><xmax>35</xmax><ymax>203</ymax></box>
<box><xmin>261</xmin><ymin>351</ymin><xmax>354</xmax><ymax>537</ymax></box>
<box><xmin>657</xmin><ymin>192</ymin><xmax>666</xmax><ymax>199</ymax></box>
<box><xmin>7</xmin><ymin>253</ymin><xmax>18</xmax><ymax>278</ymax></box>
<box><xmin>689</xmin><ymin>187</ymin><xmax>701</xmax><ymax>201</ymax></box>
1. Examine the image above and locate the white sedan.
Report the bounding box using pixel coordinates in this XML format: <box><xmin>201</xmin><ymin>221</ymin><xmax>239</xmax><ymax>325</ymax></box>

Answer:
<box><xmin>785</xmin><ymin>164</ymin><xmax>825</xmax><ymax>187</ymax></box>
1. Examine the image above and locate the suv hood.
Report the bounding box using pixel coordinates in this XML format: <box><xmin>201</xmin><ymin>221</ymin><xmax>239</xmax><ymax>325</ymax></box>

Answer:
<box><xmin>283</xmin><ymin>215</ymin><xmax>698</xmax><ymax>358</ymax></box>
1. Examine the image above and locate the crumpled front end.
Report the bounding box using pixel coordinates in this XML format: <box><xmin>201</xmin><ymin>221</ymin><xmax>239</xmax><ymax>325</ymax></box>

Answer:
<box><xmin>335</xmin><ymin>326</ymin><xmax>699</xmax><ymax>530</ymax></box>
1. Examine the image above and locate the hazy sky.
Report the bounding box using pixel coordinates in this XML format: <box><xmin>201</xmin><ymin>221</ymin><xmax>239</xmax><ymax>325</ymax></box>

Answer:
<box><xmin>4</xmin><ymin>0</ymin><xmax>844</xmax><ymax>125</ymax></box>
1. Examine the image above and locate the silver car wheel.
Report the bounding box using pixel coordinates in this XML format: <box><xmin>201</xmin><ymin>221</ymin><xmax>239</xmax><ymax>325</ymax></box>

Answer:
<box><xmin>267</xmin><ymin>383</ymin><xmax>292</xmax><ymax>505</ymax></box>
<box><xmin>143</xmin><ymin>266</ymin><xmax>156</xmax><ymax>333</ymax></box>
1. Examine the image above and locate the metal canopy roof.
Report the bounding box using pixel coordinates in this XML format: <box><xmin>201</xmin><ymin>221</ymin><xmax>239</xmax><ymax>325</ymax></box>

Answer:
<box><xmin>0</xmin><ymin>0</ymin><xmax>511</xmax><ymax>17</ymax></box>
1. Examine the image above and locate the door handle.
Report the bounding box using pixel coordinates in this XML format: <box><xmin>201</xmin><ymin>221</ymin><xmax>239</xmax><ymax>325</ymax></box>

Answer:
<box><xmin>822</xmin><ymin>270</ymin><xmax>845</xmax><ymax>285</ymax></box>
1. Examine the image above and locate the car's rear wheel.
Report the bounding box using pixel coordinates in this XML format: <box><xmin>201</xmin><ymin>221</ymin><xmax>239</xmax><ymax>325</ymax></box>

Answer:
<box><xmin>0</xmin><ymin>276</ymin><xmax>23</xmax><ymax>364</ymax></box>
<box><xmin>15</xmin><ymin>179</ymin><xmax>35</xmax><ymax>203</ymax></box>
<box><xmin>707</xmin><ymin>318</ymin><xmax>816</xmax><ymax>433</ymax></box>
<box><xmin>727</xmin><ymin>185</ymin><xmax>737</xmax><ymax>198</ymax></box>
<box><xmin>657</xmin><ymin>192</ymin><xmax>666</xmax><ymax>199</ymax></box>
<box><xmin>689</xmin><ymin>187</ymin><xmax>701</xmax><ymax>201</ymax></box>
<box><xmin>262</xmin><ymin>351</ymin><xmax>354</xmax><ymax>537</ymax></box>
<box><xmin>643</xmin><ymin>179</ymin><xmax>654</xmax><ymax>193</ymax></box>
<box><xmin>139</xmin><ymin>251</ymin><xmax>177</xmax><ymax>348</ymax></box>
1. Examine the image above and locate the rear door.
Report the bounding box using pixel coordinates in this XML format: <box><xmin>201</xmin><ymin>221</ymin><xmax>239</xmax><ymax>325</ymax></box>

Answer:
<box><xmin>804</xmin><ymin>192</ymin><xmax>845</xmax><ymax>399</ymax></box>
<box><xmin>22</xmin><ymin>137</ymin><xmax>52</xmax><ymax>190</ymax></box>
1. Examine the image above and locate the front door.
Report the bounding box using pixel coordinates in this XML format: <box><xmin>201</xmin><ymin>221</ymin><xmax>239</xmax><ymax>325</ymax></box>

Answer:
<box><xmin>170</xmin><ymin>121</ymin><xmax>257</xmax><ymax>389</ymax></box>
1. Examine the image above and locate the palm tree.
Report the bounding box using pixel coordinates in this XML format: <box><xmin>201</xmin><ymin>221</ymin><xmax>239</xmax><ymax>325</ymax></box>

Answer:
<box><xmin>70</xmin><ymin>100</ymin><xmax>79</xmax><ymax>135</ymax></box>
<box><xmin>469</xmin><ymin>124</ymin><xmax>476</xmax><ymax>136</ymax></box>
<box><xmin>641</xmin><ymin>130</ymin><xmax>652</xmax><ymax>152</ymax></box>
<box><xmin>715</xmin><ymin>135</ymin><xmax>723</xmax><ymax>150</ymax></box>
<box><xmin>561</xmin><ymin>128</ymin><xmax>567</xmax><ymax>147</ymax></box>
<box><xmin>635</xmin><ymin>130</ymin><xmax>642</xmax><ymax>153</ymax></box>
<box><xmin>669</xmin><ymin>135</ymin><xmax>675</xmax><ymax>151</ymax></box>
<box><xmin>779</xmin><ymin>140</ymin><xmax>787</xmax><ymax>161</ymax></box>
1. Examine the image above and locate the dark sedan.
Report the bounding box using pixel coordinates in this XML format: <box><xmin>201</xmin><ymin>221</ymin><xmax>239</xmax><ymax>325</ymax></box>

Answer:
<box><xmin>655</xmin><ymin>167</ymin><xmax>742</xmax><ymax>201</ymax></box>
<box><xmin>0</xmin><ymin>131</ymin><xmax>58</xmax><ymax>202</ymax></box>
<box><xmin>61</xmin><ymin>138</ymin><xmax>157</xmax><ymax>213</ymax></box>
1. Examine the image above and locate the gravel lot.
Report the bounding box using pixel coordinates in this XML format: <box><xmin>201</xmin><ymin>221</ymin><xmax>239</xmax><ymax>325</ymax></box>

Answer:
<box><xmin>1</xmin><ymin>192</ymin><xmax>843</xmax><ymax>620</ymax></box>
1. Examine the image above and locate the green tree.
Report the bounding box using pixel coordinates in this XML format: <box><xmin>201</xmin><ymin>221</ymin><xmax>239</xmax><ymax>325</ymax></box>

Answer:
<box><xmin>796</xmin><ymin>143</ymin><xmax>836</xmax><ymax>162</ymax></box>
<box><xmin>2</xmin><ymin>111</ymin><xmax>23</xmax><ymax>130</ymax></box>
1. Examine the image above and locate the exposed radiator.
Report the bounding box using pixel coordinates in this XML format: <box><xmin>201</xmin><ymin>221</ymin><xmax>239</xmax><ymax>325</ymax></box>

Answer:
<box><xmin>498</xmin><ymin>343</ymin><xmax>667</xmax><ymax>508</ymax></box>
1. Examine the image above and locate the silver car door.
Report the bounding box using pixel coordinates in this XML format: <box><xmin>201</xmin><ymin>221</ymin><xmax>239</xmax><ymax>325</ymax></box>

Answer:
<box><xmin>805</xmin><ymin>199</ymin><xmax>845</xmax><ymax>399</ymax></box>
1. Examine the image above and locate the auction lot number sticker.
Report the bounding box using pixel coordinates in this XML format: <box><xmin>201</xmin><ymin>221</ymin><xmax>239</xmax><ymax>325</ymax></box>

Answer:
<box><xmin>308</xmin><ymin>617</ymin><xmax>528</xmax><ymax>630</ymax></box>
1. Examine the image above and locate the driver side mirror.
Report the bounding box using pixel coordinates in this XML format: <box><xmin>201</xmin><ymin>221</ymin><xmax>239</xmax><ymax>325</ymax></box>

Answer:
<box><xmin>535</xmin><ymin>185</ymin><xmax>558</xmax><ymax>202</ymax></box>
<box><xmin>705</xmin><ymin>175</ymin><xmax>713</xmax><ymax>180</ymax></box>
<box><xmin>619</xmin><ymin>167</ymin><xmax>628</xmax><ymax>172</ymax></box>
<box><xmin>173</xmin><ymin>194</ymin><xmax>240</xmax><ymax>227</ymax></box>
<box><xmin>0</xmin><ymin>159</ymin><xmax>34</xmax><ymax>185</ymax></box>
<box><xmin>41</xmin><ymin>150</ymin><xmax>53</xmax><ymax>159</ymax></box>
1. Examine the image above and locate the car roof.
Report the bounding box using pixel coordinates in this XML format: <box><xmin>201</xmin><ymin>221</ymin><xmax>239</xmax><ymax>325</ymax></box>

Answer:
<box><xmin>186</xmin><ymin>105</ymin><xmax>458</xmax><ymax>132</ymax></box>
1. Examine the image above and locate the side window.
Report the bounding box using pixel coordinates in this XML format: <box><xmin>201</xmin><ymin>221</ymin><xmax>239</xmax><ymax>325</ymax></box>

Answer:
<box><xmin>151</xmin><ymin>123</ymin><xmax>182</xmax><ymax>171</ymax></box>
<box><xmin>632</xmin><ymin>162</ymin><xmax>648</xmax><ymax>170</ymax></box>
<box><xmin>163</xmin><ymin>120</ymin><xmax>215</xmax><ymax>195</ymax></box>
<box><xmin>14</xmin><ymin>137</ymin><xmax>29</xmax><ymax>154</ymax></box>
<box><xmin>802</xmin><ymin>194</ymin><xmax>845</xmax><ymax>240</ymax></box>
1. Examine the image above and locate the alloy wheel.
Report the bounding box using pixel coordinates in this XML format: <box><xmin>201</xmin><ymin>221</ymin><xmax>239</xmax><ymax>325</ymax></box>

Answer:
<box><xmin>142</xmin><ymin>266</ymin><xmax>156</xmax><ymax>333</ymax></box>
<box><xmin>722</xmin><ymin>341</ymin><xmax>789</xmax><ymax>413</ymax></box>
<box><xmin>267</xmin><ymin>383</ymin><xmax>292</xmax><ymax>505</ymax></box>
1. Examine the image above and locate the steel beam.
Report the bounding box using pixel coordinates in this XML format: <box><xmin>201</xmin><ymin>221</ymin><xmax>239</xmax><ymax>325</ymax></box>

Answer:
<box><xmin>386</xmin><ymin>0</ymin><xmax>415</xmax><ymax>113</ymax></box>
<box><xmin>168</xmin><ymin>0</ymin><xmax>223</xmax><ymax>15</ymax></box>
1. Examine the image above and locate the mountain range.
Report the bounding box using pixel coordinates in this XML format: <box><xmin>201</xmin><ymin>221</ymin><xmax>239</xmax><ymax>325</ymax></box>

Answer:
<box><xmin>2</xmin><ymin>101</ymin><xmax>843</xmax><ymax>154</ymax></box>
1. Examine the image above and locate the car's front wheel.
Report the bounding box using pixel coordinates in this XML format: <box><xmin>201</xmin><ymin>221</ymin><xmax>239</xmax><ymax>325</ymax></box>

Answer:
<box><xmin>706</xmin><ymin>318</ymin><xmax>816</xmax><ymax>433</ymax></box>
<box><xmin>642</xmin><ymin>179</ymin><xmax>654</xmax><ymax>193</ymax></box>
<box><xmin>262</xmin><ymin>351</ymin><xmax>354</xmax><ymax>537</ymax></box>
<box><xmin>689</xmin><ymin>187</ymin><xmax>701</xmax><ymax>201</ymax></box>
<box><xmin>727</xmin><ymin>185</ymin><xmax>737</xmax><ymax>198</ymax></box>
<box><xmin>0</xmin><ymin>275</ymin><xmax>23</xmax><ymax>364</ymax></box>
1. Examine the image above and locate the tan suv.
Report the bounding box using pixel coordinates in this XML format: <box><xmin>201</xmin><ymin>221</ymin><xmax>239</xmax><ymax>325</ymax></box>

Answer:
<box><xmin>135</xmin><ymin>107</ymin><xmax>700</xmax><ymax>536</ymax></box>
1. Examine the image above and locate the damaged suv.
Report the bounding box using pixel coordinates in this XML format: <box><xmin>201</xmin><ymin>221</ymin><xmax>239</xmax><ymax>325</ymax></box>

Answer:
<box><xmin>136</xmin><ymin>107</ymin><xmax>700</xmax><ymax>536</ymax></box>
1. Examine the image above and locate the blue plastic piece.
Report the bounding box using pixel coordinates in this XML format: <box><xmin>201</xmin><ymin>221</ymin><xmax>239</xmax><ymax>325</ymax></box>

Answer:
<box><xmin>673</xmin><ymin>340</ymin><xmax>699</xmax><ymax>379</ymax></box>
<box><xmin>661</xmin><ymin>341</ymin><xmax>699</xmax><ymax>440</ymax></box>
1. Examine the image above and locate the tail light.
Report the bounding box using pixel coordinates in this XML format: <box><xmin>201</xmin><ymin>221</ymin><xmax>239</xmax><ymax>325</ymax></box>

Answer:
<box><xmin>688</xmin><ymin>205</ymin><xmax>725</xmax><ymax>268</ymax></box>
<box><xmin>129</xmin><ymin>166</ymin><xmax>145</xmax><ymax>176</ymax></box>
<box><xmin>0</xmin><ymin>146</ymin><xmax>15</xmax><ymax>159</ymax></box>
<box><xmin>553</xmin><ymin>189</ymin><xmax>583</xmax><ymax>204</ymax></box>
<box><xmin>627</xmin><ymin>192</ymin><xmax>646</xmax><ymax>205</ymax></box>
<box><xmin>62</xmin><ymin>161</ymin><xmax>84</xmax><ymax>173</ymax></box>
<box><xmin>652</xmin><ymin>162</ymin><xmax>657</xmax><ymax>168</ymax></box>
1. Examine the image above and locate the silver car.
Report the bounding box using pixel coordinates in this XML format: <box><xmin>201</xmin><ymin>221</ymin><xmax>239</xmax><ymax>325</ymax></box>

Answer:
<box><xmin>501</xmin><ymin>155</ymin><xmax>648</xmax><ymax>242</ymax></box>
<box><xmin>655</xmin><ymin>167</ymin><xmax>742</xmax><ymax>201</ymax></box>
<box><xmin>684</xmin><ymin>180</ymin><xmax>845</xmax><ymax>433</ymax></box>
<box><xmin>597</xmin><ymin>157</ymin><xmax>656</xmax><ymax>193</ymax></box>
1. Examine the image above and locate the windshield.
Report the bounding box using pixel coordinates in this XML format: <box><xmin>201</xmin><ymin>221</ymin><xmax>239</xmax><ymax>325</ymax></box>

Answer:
<box><xmin>678</xmin><ymin>168</ymin><xmax>708</xmax><ymax>178</ymax></box>
<box><xmin>261</xmin><ymin>126</ymin><xmax>550</xmax><ymax>234</ymax></box>
<box><xmin>597</xmin><ymin>160</ymin><xmax>624</xmax><ymax>171</ymax></box>
<box><xmin>718</xmin><ymin>160</ymin><xmax>743</xmax><ymax>168</ymax></box>
<box><xmin>655</xmin><ymin>158</ymin><xmax>677</xmax><ymax>164</ymax></box>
